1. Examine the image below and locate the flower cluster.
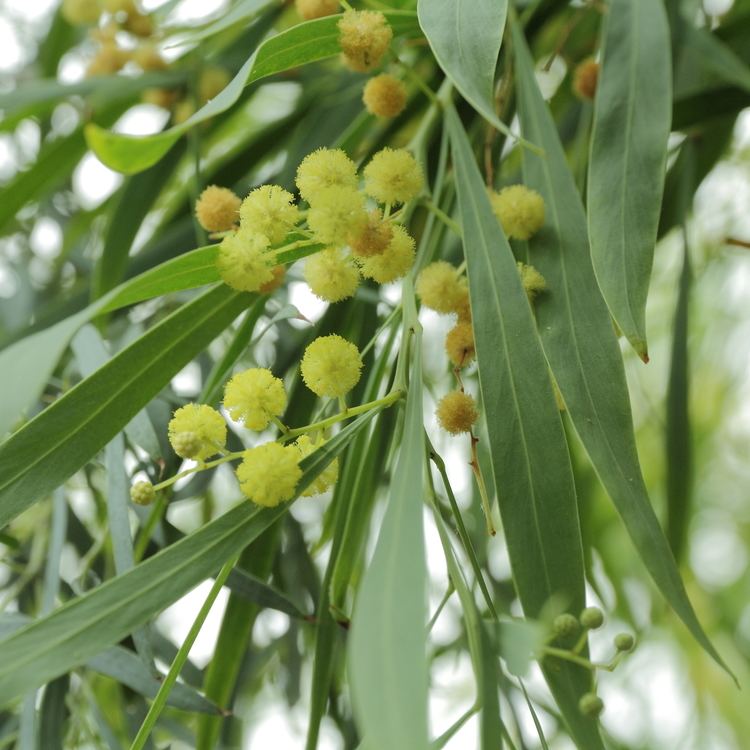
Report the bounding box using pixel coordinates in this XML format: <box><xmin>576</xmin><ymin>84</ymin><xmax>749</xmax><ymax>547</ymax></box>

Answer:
<box><xmin>130</xmin><ymin>335</ymin><xmax>368</xmax><ymax>509</ymax></box>
<box><xmin>547</xmin><ymin>606</ymin><xmax>637</xmax><ymax>720</ymax></box>
<box><xmin>200</xmin><ymin>145</ymin><xmax>422</xmax><ymax>303</ymax></box>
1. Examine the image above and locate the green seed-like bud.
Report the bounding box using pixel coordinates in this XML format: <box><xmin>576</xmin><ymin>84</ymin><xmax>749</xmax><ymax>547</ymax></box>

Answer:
<box><xmin>173</xmin><ymin>431</ymin><xmax>202</xmax><ymax>459</ymax></box>
<box><xmin>552</xmin><ymin>613</ymin><xmax>580</xmax><ymax>640</ymax></box>
<box><xmin>614</xmin><ymin>632</ymin><xmax>635</xmax><ymax>652</ymax></box>
<box><xmin>580</xmin><ymin>606</ymin><xmax>604</xmax><ymax>630</ymax></box>
<box><xmin>578</xmin><ymin>692</ymin><xmax>604</xmax><ymax>718</ymax></box>
<box><xmin>130</xmin><ymin>480</ymin><xmax>155</xmax><ymax>506</ymax></box>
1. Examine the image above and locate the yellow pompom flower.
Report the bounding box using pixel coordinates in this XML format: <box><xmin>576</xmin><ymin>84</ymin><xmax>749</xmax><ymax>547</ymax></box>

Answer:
<box><xmin>416</xmin><ymin>261</ymin><xmax>468</xmax><ymax>315</ymax></box>
<box><xmin>364</xmin><ymin>148</ymin><xmax>424</xmax><ymax>205</ymax></box>
<box><xmin>358</xmin><ymin>224</ymin><xmax>415</xmax><ymax>283</ymax></box>
<box><xmin>517</xmin><ymin>261</ymin><xmax>547</xmax><ymax>303</ymax></box>
<box><xmin>239</xmin><ymin>185</ymin><xmax>300</xmax><ymax>244</ymax></box>
<box><xmin>294</xmin><ymin>435</ymin><xmax>339</xmax><ymax>496</ymax></box>
<box><xmin>168</xmin><ymin>404</ymin><xmax>227</xmax><ymax>460</ymax></box>
<box><xmin>363</xmin><ymin>74</ymin><xmax>407</xmax><ymax>118</ymax></box>
<box><xmin>301</xmin><ymin>334</ymin><xmax>363</xmax><ymax>398</ymax></box>
<box><xmin>236</xmin><ymin>442</ymin><xmax>302</xmax><ymax>507</ymax></box>
<box><xmin>62</xmin><ymin>0</ymin><xmax>101</xmax><ymax>25</ymax></box>
<box><xmin>454</xmin><ymin>288</ymin><xmax>472</xmax><ymax>323</ymax></box>
<box><xmin>195</xmin><ymin>185</ymin><xmax>241</xmax><ymax>232</ymax></box>
<box><xmin>296</xmin><ymin>0</ymin><xmax>339</xmax><ymax>19</ymax></box>
<box><xmin>296</xmin><ymin>148</ymin><xmax>358</xmax><ymax>204</ymax></box>
<box><xmin>436</xmin><ymin>391</ymin><xmax>479</xmax><ymax>435</ymax></box>
<box><xmin>490</xmin><ymin>185</ymin><xmax>545</xmax><ymax>240</ymax></box>
<box><xmin>304</xmin><ymin>248</ymin><xmax>360</xmax><ymax>302</ymax></box>
<box><xmin>308</xmin><ymin>186</ymin><xmax>367</xmax><ymax>246</ymax></box>
<box><xmin>338</xmin><ymin>10</ymin><xmax>393</xmax><ymax>72</ymax></box>
<box><xmin>259</xmin><ymin>265</ymin><xmax>286</xmax><ymax>294</ymax></box>
<box><xmin>216</xmin><ymin>230</ymin><xmax>275</xmax><ymax>292</ymax></box>
<box><xmin>349</xmin><ymin>210</ymin><xmax>393</xmax><ymax>258</ymax></box>
<box><xmin>223</xmin><ymin>368</ymin><xmax>287</xmax><ymax>431</ymax></box>
<box><xmin>445</xmin><ymin>322</ymin><xmax>475</xmax><ymax>368</ymax></box>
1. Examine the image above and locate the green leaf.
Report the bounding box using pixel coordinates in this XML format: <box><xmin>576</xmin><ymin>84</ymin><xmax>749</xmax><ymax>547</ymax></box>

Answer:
<box><xmin>0</xmin><ymin>285</ymin><xmax>252</xmax><ymax>529</ymax></box>
<box><xmin>225</xmin><ymin>568</ymin><xmax>308</xmax><ymax>619</ymax></box>
<box><xmin>85</xmin><ymin>11</ymin><xmax>421</xmax><ymax>174</ymax></box>
<box><xmin>510</xmin><ymin>20</ymin><xmax>733</xmax><ymax>681</ymax></box>
<box><xmin>172</xmin><ymin>0</ymin><xmax>277</xmax><ymax>45</ymax></box>
<box><xmin>417</xmin><ymin>0</ymin><xmax>509</xmax><ymax>132</ymax></box>
<box><xmin>588</xmin><ymin>0</ymin><xmax>672</xmax><ymax>359</ymax></box>
<box><xmin>0</xmin><ymin>409</ymin><xmax>379</xmax><ymax>706</ymax></box>
<box><xmin>349</xmin><ymin>295</ymin><xmax>430</xmax><ymax>750</ymax></box>
<box><xmin>445</xmin><ymin>104</ymin><xmax>602</xmax><ymax>750</ymax></box>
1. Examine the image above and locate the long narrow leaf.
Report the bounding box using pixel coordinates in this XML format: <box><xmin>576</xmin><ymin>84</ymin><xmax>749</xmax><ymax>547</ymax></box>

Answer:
<box><xmin>445</xmin><ymin>105</ymin><xmax>602</xmax><ymax>749</ymax></box>
<box><xmin>588</xmin><ymin>0</ymin><xmax>672</xmax><ymax>359</ymax></box>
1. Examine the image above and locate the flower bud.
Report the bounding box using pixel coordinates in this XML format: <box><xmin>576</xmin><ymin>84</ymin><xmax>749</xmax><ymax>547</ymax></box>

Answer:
<box><xmin>436</xmin><ymin>391</ymin><xmax>479</xmax><ymax>435</ymax></box>
<box><xmin>445</xmin><ymin>322</ymin><xmax>475</xmax><ymax>368</ymax></box>
<box><xmin>130</xmin><ymin>480</ymin><xmax>155</xmax><ymax>506</ymax></box>
<box><xmin>578</xmin><ymin>692</ymin><xmax>604</xmax><ymax>718</ymax></box>
<box><xmin>296</xmin><ymin>0</ymin><xmax>339</xmax><ymax>19</ymax></box>
<box><xmin>614</xmin><ymin>633</ymin><xmax>635</xmax><ymax>652</ymax></box>
<box><xmin>363</xmin><ymin>74</ymin><xmax>407</xmax><ymax>118</ymax></box>
<box><xmin>579</xmin><ymin>606</ymin><xmax>604</xmax><ymax>630</ymax></box>
<box><xmin>552</xmin><ymin>613</ymin><xmax>580</xmax><ymax>640</ymax></box>
<box><xmin>573</xmin><ymin>59</ymin><xmax>599</xmax><ymax>101</ymax></box>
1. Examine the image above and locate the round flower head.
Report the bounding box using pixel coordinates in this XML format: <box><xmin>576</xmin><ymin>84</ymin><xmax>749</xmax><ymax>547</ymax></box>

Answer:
<box><xmin>236</xmin><ymin>442</ymin><xmax>302</xmax><ymax>507</ymax></box>
<box><xmin>130</xmin><ymin>480</ymin><xmax>155</xmax><ymax>506</ymax></box>
<box><xmin>358</xmin><ymin>224</ymin><xmax>415</xmax><ymax>283</ymax></box>
<box><xmin>436</xmin><ymin>391</ymin><xmax>479</xmax><ymax>435</ymax></box>
<box><xmin>308</xmin><ymin>186</ymin><xmax>367</xmax><ymax>246</ymax></box>
<box><xmin>364</xmin><ymin>148</ymin><xmax>424</xmax><ymax>205</ymax></box>
<box><xmin>198</xmin><ymin>66</ymin><xmax>231</xmax><ymax>104</ymax></box>
<box><xmin>349</xmin><ymin>210</ymin><xmax>393</xmax><ymax>258</ymax></box>
<box><xmin>223</xmin><ymin>368</ymin><xmax>287</xmax><ymax>431</ymax></box>
<box><xmin>62</xmin><ymin>0</ymin><xmax>100</xmax><ymax>25</ymax></box>
<box><xmin>168</xmin><ymin>404</ymin><xmax>227</xmax><ymax>460</ymax></box>
<box><xmin>445</xmin><ymin>321</ymin><xmax>475</xmax><ymax>368</ymax></box>
<box><xmin>239</xmin><ymin>185</ymin><xmax>299</xmax><ymax>244</ymax></box>
<box><xmin>304</xmin><ymin>248</ymin><xmax>360</xmax><ymax>302</ymax></box>
<box><xmin>296</xmin><ymin>0</ymin><xmax>339</xmax><ymax>19</ymax></box>
<box><xmin>338</xmin><ymin>10</ymin><xmax>393</xmax><ymax>72</ymax></box>
<box><xmin>363</xmin><ymin>74</ymin><xmax>407</xmax><ymax>118</ymax></box>
<box><xmin>517</xmin><ymin>261</ymin><xmax>547</xmax><ymax>303</ymax></box>
<box><xmin>296</xmin><ymin>148</ymin><xmax>358</xmax><ymax>204</ymax></box>
<box><xmin>614</xmin><ymin>633</ymin><xmax>635</xmax><ymax>652</ymax></box>
<box><xmin>416</xmin><ymin>261</ymin><xmax>468</xmax><ymax>315</ymax></box>
<box><xmin>301</xmin><ymin>334</ymin><xmax>363</xmax><ymax>398</ymax></box>
<box><xmin>294</xmin><ymin>435</ymin><xmax>339</xmax><ymax>496</ymax></box>
<box><xmin>552</xmin><ymin>613</ymin><xmax>580</xmax><ymax>640</ymax></box>
<box><xmin>195</xmin><ymin>185</ymin><xmax>241</xmax><ymax>232</ymax></box>
<box><xmin>216</xmin><ymin>230</ymin><xmax>275</xmax><ymax>292</ymax></box>
<box><xmin>572</xmin><ymin>59</ymin><xmax>599</xmax><ymax>101</ymax></box>
<box><xmin>490</xmin><ymin>185</ymin><xmax>545</xmax><ymax>240</ymax></box>
<box><xmin>580</xmin><ymin>606</ymin><xmax>604</xmax><ymax>630</ymax></box>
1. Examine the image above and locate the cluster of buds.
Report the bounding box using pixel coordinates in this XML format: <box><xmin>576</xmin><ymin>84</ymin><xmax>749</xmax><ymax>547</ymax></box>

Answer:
<box><xmin>195</xmin><ymin>145</ymin><xmax>422</xmax><ymax>302</ymax></box>
<box><xmin>547</xmin><ymin>606</ymin><xmax>637</xmax><ymax>720</ymax></box>
<box><xmin>130</xmin><ymin>333</ymin><xmax>370</xmax><ymax>509</ymax></box>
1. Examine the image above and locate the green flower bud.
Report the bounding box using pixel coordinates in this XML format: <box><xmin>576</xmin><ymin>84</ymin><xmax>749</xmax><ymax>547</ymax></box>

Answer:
<box><xmin>578</xmin><ymin>692</ymin><xmax>604</xmax><ymax>718</ymax></box>
<box><xmin>614</xmin><ymin>632</ymin><xmax>635</xmax><ymax>652</ymax></box>
<box><xmin>552</xmin><ymin>613</ymin><xmax>580</xmax><ymax>640</ymax></box>
<box><xmin>130</xmin><ymin>481</ymin><xmax>155</xmax><ymax>506</ymax></box>
<box><xmin>580</xmin><ymin>606</ymin><xmax>604</xmax><ymax>630</ymax></box>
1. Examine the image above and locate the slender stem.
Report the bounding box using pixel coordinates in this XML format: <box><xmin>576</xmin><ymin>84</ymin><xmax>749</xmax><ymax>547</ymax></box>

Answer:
<box><xmin>129</xmin><ymin>557</ymin><xmax>237</xmax><ymax>750</ymax></box>
<box><xmin>541</xmin><ymin>646</ymin><xmax>595</xmax><ymax>670</ymax></box>
<box><xmin>133</xmin><ymin>492</ymin><xmax>168</xmax><ymax>563</ymax></box>
<box><xmin>283</xmin><ymin>390</ymin><xmax>404</xmax><ymax>441</ymax></box>
<box><xmin>470</xmin><ymin>434</ymin><xmax>496</xmax><ymax>537</ymax></box>
<box><xmin>427</xmin><ymin>581</ymin><xmax>455</xmax><ymax>632</ymax></box>
<box><xmin>152</xmin><ymin>452</ymin><xmax>244</xmax><ymax>491</ymax></box>
<box><xmin>272</xmin><ymin>416</ymin><xmax>289</xmax><ymax>435</ymax></box>
<box><xmin>422</xmin><ymin>200</ymin><xmax>462</xmax><ymax>237</ymax></box>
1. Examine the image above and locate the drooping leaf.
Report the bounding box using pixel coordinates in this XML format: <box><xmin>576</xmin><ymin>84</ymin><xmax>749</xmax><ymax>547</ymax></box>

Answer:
<box><xmin>510</xmin><ymin>20</ymin><xmax>733</xmax><ymax>680</ymax></box>
<box><xmin>588</xmin><ymin>0</ymin><xmax>672</xmax><ymax>359</ymax></box>
<box><xmin>418</xmin><ymin>0</ymin><xmax>508</xmax><ymax>132</ymax></box>
<box><xmin>349</xmin><ymin>292</ymin><xmax>430</xmax><ymax>750</ymax></box>
<box><xmin>0</xmin><ymin>409</ymin><xmax>380</xmax><ymax>706</ymax></box>
<box><xmin>445</xmin><ymin>105</ymin><xmax>602</xmax><ymax>749</ymax></box>
<box><xmin>171</xmin><ymin>0</ymin><xmax>277</xmax><ymax>46</ymax></box>
<box><xmin>85</xmin><ymin>11</ymin><xmax>421</xmax><ymax>174</ymax></box>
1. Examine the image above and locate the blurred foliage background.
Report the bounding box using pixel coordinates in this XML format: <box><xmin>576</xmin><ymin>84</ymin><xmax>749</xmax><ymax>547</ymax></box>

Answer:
<box><xmin>0</xmin><ymin>0</ymin><xmax>749</xmax><ymax>748</ymax></box>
